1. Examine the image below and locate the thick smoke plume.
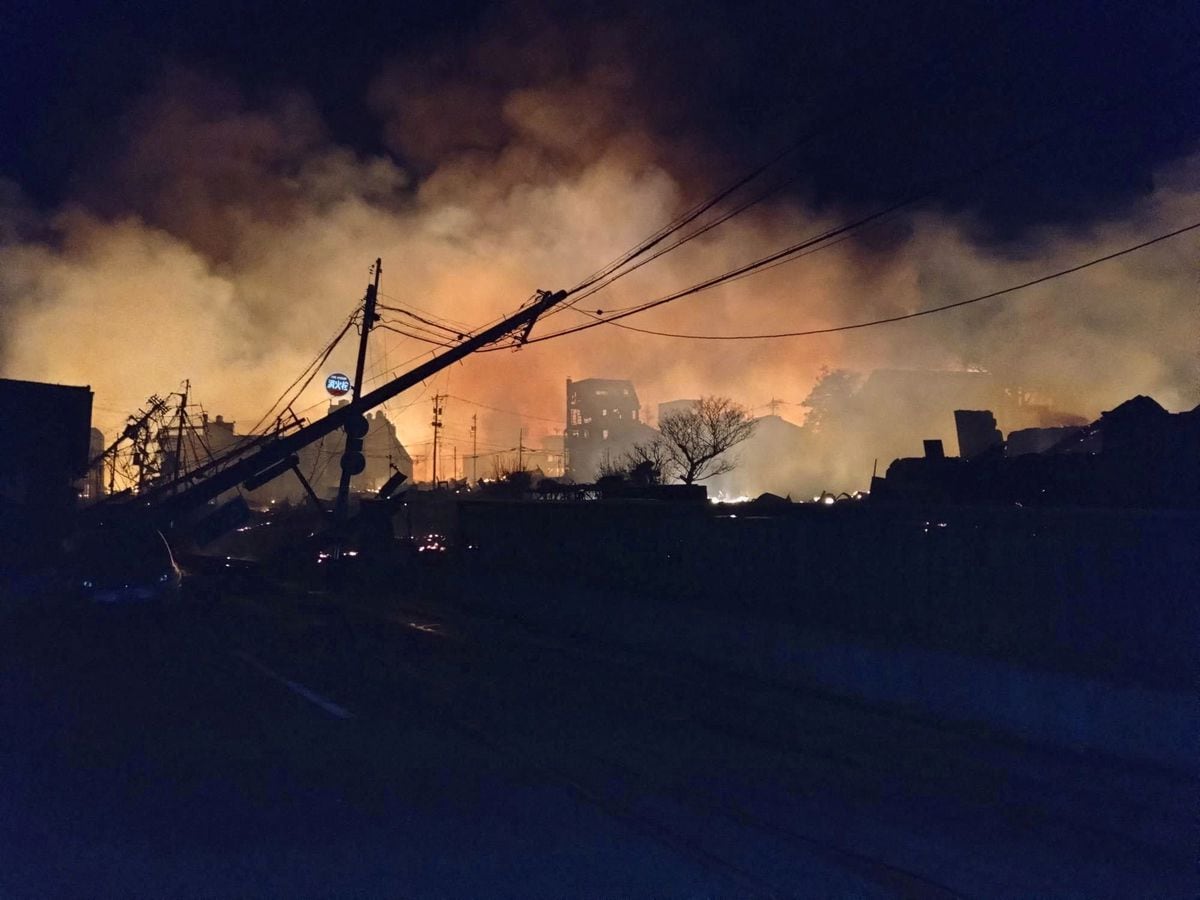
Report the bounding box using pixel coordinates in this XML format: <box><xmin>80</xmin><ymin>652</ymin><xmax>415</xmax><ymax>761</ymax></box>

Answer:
<box><xmin>1</xmin><ymin>18</ymin><xmax>1196</xmax><ymax>494</ymax></box>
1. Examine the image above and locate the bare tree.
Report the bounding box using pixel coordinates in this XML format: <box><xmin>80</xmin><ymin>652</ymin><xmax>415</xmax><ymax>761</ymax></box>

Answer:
<box><xmin>656</xmin><ymin>396</ymin><xmax>757</xmax><ymax>484</ymax></box>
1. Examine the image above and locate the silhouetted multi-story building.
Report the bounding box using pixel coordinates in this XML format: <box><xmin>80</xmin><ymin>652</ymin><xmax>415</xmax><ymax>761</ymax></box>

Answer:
<box><xmin>565</xmin><ymin>378</ymin><xmax>656</xmax><ymax>481</ymax></box>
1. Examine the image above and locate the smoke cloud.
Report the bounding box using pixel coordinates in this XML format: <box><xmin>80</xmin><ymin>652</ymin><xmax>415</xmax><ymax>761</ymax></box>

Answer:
<box><xmin>1</xmin><ymin>13</ymin><xmax>1196</xmax><ymax>494</ymax></box>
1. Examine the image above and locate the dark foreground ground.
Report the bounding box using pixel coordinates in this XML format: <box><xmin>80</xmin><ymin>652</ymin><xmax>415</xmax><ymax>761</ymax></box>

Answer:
<box><xmin>0</xmin><ymin>569</ymin><xmax>1194</xmax><ymax>899</ymax></box>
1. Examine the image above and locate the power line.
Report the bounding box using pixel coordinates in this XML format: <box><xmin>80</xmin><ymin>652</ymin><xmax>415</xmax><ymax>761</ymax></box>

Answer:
<box><xmin>445</xmin><ymin>394</ymin><xmax>562</xmax><ymax>424</ymax></box>
<box><xmin>556</xmin><ymin>2</ymin><xmax>1044</xmax><ymax>308</ymax></box>
<box><xmin>377</xmin><ymin>291</ymin><xmax>474</xmax><ymax>331</ymax></box>
<box><xmin>574</xmin><ymin>219</ymin><xmax>888</xmax><ymax>319</ymax></box>
<box><xmin>567</xmin><ymin>148</ymin><xmax>803</xmax><ymax>300</ymax></box>
<box><xmin>378</xmin><ymin>320</ymin><xmax>460</xmax><ymax>346</ymax></box>
<box><xmin>376</xmin><ymin>322</ymin><xmax>457</xmax><ymax>348</ymax></box>
<box><xmin>377</xmin><ymin>302</ymin><xmax>472</xmax><ymax>339</ymax></box>
<box><xmin>562</xmin><ymin>168</ymin><xmax>812</xmax><ymax>313</ymax></box>
<box><xmin>245</xmin><ymin>307</ymin><xmax>360</xmax><ymax>436</ymax></box>
<box><xmin>529</xmin><ymin>58</ymin><xmax>1200</xmax><ymax>347</ymax></box>
<box><xmin>570</xmin><ymin>220</ymin><xmax>1200</xmax><ymax>341</ymax></box>
<box><xmin>505</xmin><ymin>195</ymin><xmax>939</xmax><ymax>348</ymax></box>
<box><xmin>378</xmin><ymin>313</ymin><xmax>459</xmax><ymax>340</ymax></box>
<box><xmin>360</xmin><ymin>344</ymin><xmax>440</xmax><ymax>391</ymax></box>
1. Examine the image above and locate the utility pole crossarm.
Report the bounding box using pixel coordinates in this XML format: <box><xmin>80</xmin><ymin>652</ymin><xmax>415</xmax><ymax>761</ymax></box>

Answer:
<box><xmin>516</xmin><ymin>289</ymin><xmax>561</xmax><ymax>346</ymax></box>
<box><xmin>156</xmin><ymin>287</ymin><xmax>569</xmax><ymax>519</ymax></box>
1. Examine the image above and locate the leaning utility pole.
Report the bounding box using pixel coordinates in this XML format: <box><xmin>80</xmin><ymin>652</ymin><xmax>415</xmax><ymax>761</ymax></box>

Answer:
<box><xmin>333</xmin><ymin>258</ymin><xmax>381</xmax><ymax>527</ymax></box>
<box><xmin>151</xmin><ymin>287</ymin><xmax>568</xmax><ymax>521</ymax></box>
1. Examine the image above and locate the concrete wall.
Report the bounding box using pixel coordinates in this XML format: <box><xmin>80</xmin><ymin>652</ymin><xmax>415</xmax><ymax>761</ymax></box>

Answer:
<box><xmin>457</xmin><ymin>500</ymin><xmax>1198</xmax><ymax>773</ymax></box>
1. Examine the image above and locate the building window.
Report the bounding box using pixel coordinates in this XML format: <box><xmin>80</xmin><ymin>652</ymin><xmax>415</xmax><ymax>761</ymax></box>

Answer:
<box><xmin>570</xmin><ymin>409</ymin><xmax>582</xmax><ymax>426</ymax></box>
<box><xmin>602</xmin><ymin>409</ymin><xmax>607</xmax><ymax>416</ymax></box>
<box><xmin>602</xmin><ymin>429</ymin><xmax>609</xmax><ymax>440</ymax></box>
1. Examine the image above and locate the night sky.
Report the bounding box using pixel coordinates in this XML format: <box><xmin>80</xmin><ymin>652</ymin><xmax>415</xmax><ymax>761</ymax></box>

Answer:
<box><xmin>5</xmin><ymin>0</ymin><xmax>1197</xmax><ymax>229</ymax></box>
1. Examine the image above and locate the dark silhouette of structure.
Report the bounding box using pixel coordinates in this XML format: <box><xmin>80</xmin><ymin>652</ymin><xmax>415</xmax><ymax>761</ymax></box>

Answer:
<box><xmin>564</xmin><ymin>378</ymin><xmax>655</xmax><ymax>481</ymax></box>
<box><xmin>1006</xmin><ymin>424</ymin><xmax>1086</xmax><ymax>456</ymax></box>
<box><xmin>82</xmin><ymin>427</ymin><xmax>106</xmax><ymax>501</ymax></box>
<box><xmin>871</xmin><ymin>395</ymin><xmax>1200</xmax><ymax>509</ymax></box>
<box><xmin>954</xmin><ymin>409</ymin><xmax>1003</xmax><ymax>459</ymax></box>
<box><xmin>0</xmin><ymin>377</ymin><xmax>94</xmax><ymax>557</ymax></box>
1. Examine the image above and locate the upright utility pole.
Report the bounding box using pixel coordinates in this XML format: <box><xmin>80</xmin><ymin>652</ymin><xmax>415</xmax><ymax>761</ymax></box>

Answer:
<box><xmin>470</xmin><ymin>414</ymin><xmax>478</xmax><ymax>482</ymax></box>
<box><xmin>430</xmin><ymin>394</ymin><xmax>444</xmax><ymax>486</ymax></box>
<box><xmin>517</xmin><ymin>428</ymin><xmax>524</xmax><ymax>473</ymax></box>
<box><xmin>171</xmin><ymin>380</ymin><xmax>189</xmax><ymax>480</ymax></box>
<box><xmin>334</xmin><ymin>258</ymin><xmax>381</xmax><ymax>527</ymax></box>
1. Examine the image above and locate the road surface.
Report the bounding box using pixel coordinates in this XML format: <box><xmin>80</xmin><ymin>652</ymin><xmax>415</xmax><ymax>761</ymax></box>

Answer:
<box><xmin>0</xmin><ymin>575</ymin><xmax>1192</xmax><ymax>898</ymax></box>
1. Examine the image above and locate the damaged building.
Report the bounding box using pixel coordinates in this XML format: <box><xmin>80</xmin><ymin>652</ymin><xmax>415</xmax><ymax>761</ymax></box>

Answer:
<box><xmin>564</xmin><ymin>378</ymin><xmax>657</xmax><ymax>482</ymax></box>
<box><xmin>871</xmin><ymin>395</ymin><xmax>1200</xmax><ymax>509</ymax></box>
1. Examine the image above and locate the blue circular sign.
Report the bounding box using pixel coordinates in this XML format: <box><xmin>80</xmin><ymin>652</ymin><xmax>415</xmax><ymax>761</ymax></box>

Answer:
<box><xmin>325</xmin><ymin>373</ymin><xmax>352</xmax><ymax>397</ymax></box>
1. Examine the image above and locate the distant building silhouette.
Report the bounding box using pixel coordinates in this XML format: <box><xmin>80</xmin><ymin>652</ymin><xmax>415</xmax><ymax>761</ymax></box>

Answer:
<box><xmin>202</xmin><ymin>414</ymin><xmax>238</xmax><ymax>455</ymax></box>
<box><xmin>706</xmin><ymin>413</ymin><xmax>807</xmax><ymax>499</ymax></box>
<box><xmin>853</xmin><ymin>368</ymin><xmax>1002</xmax><ymax>459</ymax></box>
<box><xmin>191</xmin><ymin>406</ymin><xmax>413</xmax><ymax>506</ymax></box>
<box><xmin>871</xmin><ymin>395</ymin><xmax>1200</xmax><ymax>509</ymax></box>
<box><xmin>518</xmin><ymin>446</ymin><xmax>564</xmax><ymax>479</ymax></box>
<box><xmin>287</xmin><ymin>406</ymin><xmax>412</xmax><ymax>501</ymax></box>
<box><xmin>535</xmin><ymin>434</ymin><xmax>565</xmax><ymax>478</ymax></box>
<box><xmin>657</xmin><ymin>398</ymin><xmax>699</xmax><ymax>423</ymax></box>
<box><xmin>954</xmin><ymin>410</ymin><xmax>1003</xmax><ymax>459</ymax></box>
<box><xmin>565</xmin><ymin>378</ymin><xmax>656</xmax><ymax>481</ymax></box>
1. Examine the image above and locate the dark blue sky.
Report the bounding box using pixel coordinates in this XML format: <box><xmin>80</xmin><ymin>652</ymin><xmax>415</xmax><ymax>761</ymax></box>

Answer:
<box><xmin>3</xmin><ymin>0</ymin><xmax>1198</xmax><ymax>239</ymax></box>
